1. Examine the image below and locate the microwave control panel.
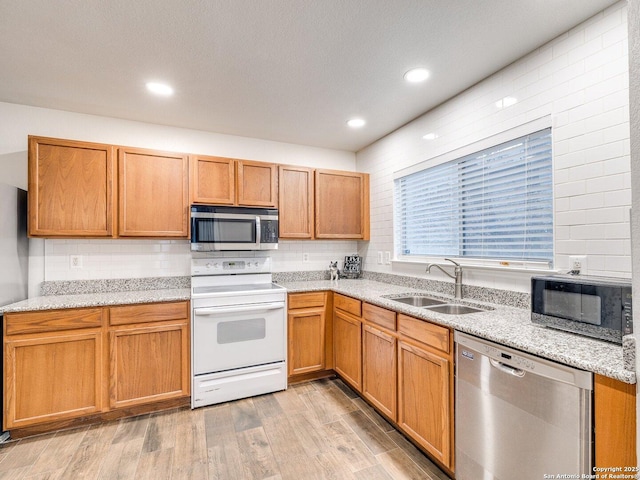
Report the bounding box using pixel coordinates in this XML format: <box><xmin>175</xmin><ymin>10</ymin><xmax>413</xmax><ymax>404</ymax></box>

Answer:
<box><xmin>623</xmin><ymin>286</ymin><xmax>633</xmax><ymax>335</ymax></box>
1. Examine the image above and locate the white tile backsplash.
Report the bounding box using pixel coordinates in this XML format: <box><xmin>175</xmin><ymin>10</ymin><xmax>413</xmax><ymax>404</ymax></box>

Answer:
<box><xmin>43</xmin><ymin>238</ymin><xmax>359</xmax><ymax>281</ymax></box>
<box><xmin>356</xmin><ymin>1</ymin><xmax>631</xmax><ymax>290</ymax></box>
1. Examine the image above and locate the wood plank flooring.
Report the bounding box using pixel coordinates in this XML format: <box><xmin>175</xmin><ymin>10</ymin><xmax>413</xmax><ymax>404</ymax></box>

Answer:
<box><xmin>0</xmin><ymin>378</ymin><xmax>451</xmax><ymax>480</ymax></box>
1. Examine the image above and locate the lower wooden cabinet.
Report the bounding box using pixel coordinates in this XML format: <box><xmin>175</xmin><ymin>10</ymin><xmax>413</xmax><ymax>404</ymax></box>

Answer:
<box><xmin>397</xmin><ymin>339</ymin><xmax>452</xmax><ymax>468</ymax></box>
<box><xmin>362</xmin><ymin>324</ymin><xmax>397</xmax><ymax>420</ymax></box>
<box><xmin>594</xmin><ymin>374</ymin><xmax>637</xmax><ymax>468</ymax></box>
<box><xmin>3</xmin><ymin>301</ymin><xmax>190</xmax><ymax>431</ymax></box>
<box><xmin>109</xmin><ymin>302</ymin><xmax>190</xmax><ymax>408</ymax></box>
<box><xmin>3</xmin><ymin>307</ymin><xmax>106</xmax><ymax>429</ymax></box>
<box><xmin>110</xmin><ymin>322</ymin><xmax>189</xmax><ymax>409</ymax></box>
<box><xmin>333</xmin><ymin>308</ymin><xmax>362</xmax><ymax>392</ymax></box>
<box><xmin>4</xmin><ymin>329</ymin><xmax>105</xmax><ymax>429</ymax></box>
<box><xmin>287</xmin><ymin>292</ymin><xmax>328</xmax><ymax>377</ymax></box>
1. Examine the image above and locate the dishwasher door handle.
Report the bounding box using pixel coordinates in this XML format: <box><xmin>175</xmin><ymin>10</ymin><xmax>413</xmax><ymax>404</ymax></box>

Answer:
<box><xmin>489</xmin><ymin>358</ymin><xmax>526</xmax><ymax>377</ymax></box>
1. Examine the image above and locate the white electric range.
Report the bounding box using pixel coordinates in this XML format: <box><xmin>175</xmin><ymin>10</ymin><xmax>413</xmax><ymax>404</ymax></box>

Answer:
<box><xmin>190</xmin><ymin>256</ymin><xmax>287</xmax><ymax>408</ymax></box>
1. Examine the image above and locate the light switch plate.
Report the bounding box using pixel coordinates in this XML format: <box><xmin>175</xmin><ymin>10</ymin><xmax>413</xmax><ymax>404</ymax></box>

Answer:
<box><xmin>377</xmin><ymin>251</ymin><xmax>383</xmax><ymax>264</ymax></box>
<box><xmin>384</xmin><ymin>251</ymin><xmax>391</xmax><ymax>265</ymax></box>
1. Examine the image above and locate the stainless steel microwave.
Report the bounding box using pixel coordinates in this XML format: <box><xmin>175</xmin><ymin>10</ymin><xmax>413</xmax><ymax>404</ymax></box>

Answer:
<box><xmin>190</xmin><ymin>205</ymin><xmax>278</xmax><ymax>251</ymax></box>
<box><xmin>531</xmin><ymin>274</ymin><xmax>632</xmax><ymax>344</ymax></box>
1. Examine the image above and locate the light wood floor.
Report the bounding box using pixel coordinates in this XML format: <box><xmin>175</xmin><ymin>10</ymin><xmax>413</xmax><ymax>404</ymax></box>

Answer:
<box><xmin>0</xmin><ymin>378</ymin><xmax>451</xmax><ymax>480</ymax></box>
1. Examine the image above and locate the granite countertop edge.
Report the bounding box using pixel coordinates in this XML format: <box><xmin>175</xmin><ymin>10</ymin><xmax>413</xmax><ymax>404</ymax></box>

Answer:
<box><xmin>0</xmin><ymin>288</ymin><xmax>191</xmax><ymax>314</ymax></box>
<box><xmin>279</xmin><ymin>279</ymin><xmax>636</xmax><ymax>385</ymax></box>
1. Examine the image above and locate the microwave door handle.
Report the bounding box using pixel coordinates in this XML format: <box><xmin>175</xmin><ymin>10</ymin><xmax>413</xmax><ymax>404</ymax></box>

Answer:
<box><xmin>255</xmin><ymin>215</ymin><xmax>261</xmax><ymax>249</ymax></box>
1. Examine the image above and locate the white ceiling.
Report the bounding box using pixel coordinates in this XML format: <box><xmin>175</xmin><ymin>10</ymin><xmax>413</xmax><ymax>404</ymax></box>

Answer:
<box><xmin>0</xmin><ymin>0</ymin><xmax>620</xmax><ymax>152</ymax></box>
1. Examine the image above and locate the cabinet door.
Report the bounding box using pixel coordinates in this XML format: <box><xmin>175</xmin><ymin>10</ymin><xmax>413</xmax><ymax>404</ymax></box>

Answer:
<box><xmin>362</xmin><ymin>324</ymin><xmax>397</xmax><ymax>420</ymax></box>
<box><xmin>237</xmin><ymin>160</ymin><xmax>278</xmax><ymax>207</ymax></box>
<box><xmin>110</xmin><ymin>322</ymin><xmax>190</xmax><ymax>409</ymax></box>
<box><xmin>594</xmin><ymin>374</ymin><xmax>637</xmax><ymax>468</ymax></box>
<box><xmin>28</xmin><ymin>136</ymin><xmax>115</xmax><ymax>237</ymax></box>
<box><xmin>315</xmin><ymin>169</ymin><xmax>369</xmax><ymax>240</ymax></box>
<box><xmin>118</xmin><ymin>147</ymin><xmax>189</xmax><ymax>237</ymax></box>
<box><xmin>4</xmin><ymin>329</ymin><xmax>104</xmax><ymax>429</ymax></box>
<box><xmin>333</xmin><ymin>309</ymin><xmax>362</xmax><ymax>392</ymax></box>
<box><xmin>288</xmin><ymin>306</ymin><xmax>326</xmax><ymax>376</ymax></box>
<box><xmin>397</xmin><ymin>340</ymin><xmax>452</xmax><ymax>469</ymax></box>
<box><xmin>190</xmin><ymin>155</ymin><xmax>236</xmax><ymax>204</ymax></box>
<box><xmin>278</xmin><ymin>165</ymin><xmax>314</xmax><ymax>239</ymax></box>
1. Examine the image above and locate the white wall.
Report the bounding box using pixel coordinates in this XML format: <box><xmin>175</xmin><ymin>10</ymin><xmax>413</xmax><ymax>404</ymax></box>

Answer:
<box><xmin>0</xmin><ymin>102</ymin><xmax>357</xmax><ymax>289</ymax></box>
<box><xmin>626</xmin><ymin>0</ymin><xmax>640</xmax><ymax>463</ymax></box>
<box><xmin>357</xmin><ymin>1</ymin><xmax>631</xmax><ymax>293</ymax></box>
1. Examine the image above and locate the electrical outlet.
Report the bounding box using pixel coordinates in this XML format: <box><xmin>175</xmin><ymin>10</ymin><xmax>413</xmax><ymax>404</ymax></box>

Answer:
<box><xmin>302</xmin><ymin>253</ymin><xmax>310</xmax><ymax>263</ymax></box>
<box><xmin>70</xmin><ymin>254</ymin><xmax>83</xmax><ymax>269</ymax></box>
<box><xmin>569</xmin><ymin>255</ymin><xmax>587</xmax><ymax>274</ymax></box>
<box><xmin>384</xmin><ymin>251</ymin><xmax>391</xmax><ymax>265</ymax></box>
<box><xmin>377</xmin><ymin>251</ymin><xmax>383</xmax><ymax>264</ymax></box>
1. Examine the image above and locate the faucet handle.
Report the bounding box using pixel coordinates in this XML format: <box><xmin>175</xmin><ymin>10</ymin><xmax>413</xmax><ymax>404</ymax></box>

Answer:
<box><xmin>444</xmin><ymin>258</ymin><xmax>461</xmax><ymax>267</ymax></box>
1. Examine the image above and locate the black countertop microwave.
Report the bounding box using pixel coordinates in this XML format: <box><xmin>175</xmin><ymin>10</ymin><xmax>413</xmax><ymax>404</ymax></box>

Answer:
<box><xmin>531</xmin><ymin>274</ymin><xmax>632</xmax><ymax>344</ymax></box>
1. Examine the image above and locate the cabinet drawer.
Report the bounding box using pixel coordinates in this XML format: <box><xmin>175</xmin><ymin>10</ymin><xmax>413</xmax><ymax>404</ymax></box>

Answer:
<box><xmin>363</xmin><ymin>303</ymin><xmax>396</xmax><ymax>331</ymax></box>
<box><xmin>334</xmin><ymin>294</ymin><xmax>361</xmax><ymax>317</ymax></box>
<box><xmin>5</xmin><ymin>308</ymin><xmax>104</xmax><ymax>336</ymax></box>
<box><xmin>398</xmin><ymin>314</ymin><xmax>450</xmax><ymax>354</ymax></box>
<box><xmin>110</xmin><ymin>301</ymin><xmax>189</xmax><ymax>326</ymax></box>
<box><xmin>288</xmin><ymin>292</ymin><xmax>326</xmax><ymax>309</ymax></box>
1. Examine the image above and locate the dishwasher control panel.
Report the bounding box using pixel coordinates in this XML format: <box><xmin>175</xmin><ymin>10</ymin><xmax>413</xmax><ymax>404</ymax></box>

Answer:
<box><xmin>455</xmin><ymin>331</ymin><xmax>593</xmax><ymax>390</ymax></box>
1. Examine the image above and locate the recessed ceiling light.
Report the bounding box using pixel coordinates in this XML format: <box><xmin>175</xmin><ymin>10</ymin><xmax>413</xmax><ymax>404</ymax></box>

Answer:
<box><xmin>422</xmin><ymin>132</ymin><xmax>439</xmax><ymax>140</ymax></box>
<box><xmin>347</xmin><ymin>118</ymin><xmax>366</xmax><ymax>128</ymax></box>
<box><xmin>146</xmin><ymin>82</ymin><xmax>174</xmax><ymax>96</ymax></box>
<box><xmin>404</xmin><ymin>68</ymin><xmax>430</xmax><ymax>83</ymax></box>
<box><xmin>495</xmin><ymin>96</ymin><xmax>517</xmax><ymax>108</ymax></box>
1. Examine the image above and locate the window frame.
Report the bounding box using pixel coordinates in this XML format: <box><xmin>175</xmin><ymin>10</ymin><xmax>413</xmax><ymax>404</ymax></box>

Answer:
<box><xmin>392</xmin><ymin>117</ymin><xmax>555</xmax><ymax>270</ymax></box>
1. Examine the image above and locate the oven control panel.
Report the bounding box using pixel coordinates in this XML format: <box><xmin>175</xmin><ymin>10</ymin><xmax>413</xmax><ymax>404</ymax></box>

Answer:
<box><xmin>191</xmin><ymin>256</ymin><xmax>272</xmax><ymax>276</ymax></box>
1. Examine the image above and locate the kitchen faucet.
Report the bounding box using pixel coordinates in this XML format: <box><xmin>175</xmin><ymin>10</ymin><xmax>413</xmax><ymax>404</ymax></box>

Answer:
<box><xmin>426</xmin><ymin>258</ymin><xmax>463</xmax><ymax>299</ymax></box>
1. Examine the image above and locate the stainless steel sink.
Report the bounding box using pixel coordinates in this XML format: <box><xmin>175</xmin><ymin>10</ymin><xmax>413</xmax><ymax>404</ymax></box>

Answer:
<box><xmin>390</xmin><ymin>296</ymin><xmax>446</xmax><ymax>307</ymax></box>
<box><xmin>425</xmin><ymin>304</ymin><xmax>485</xmax><ymax>315</ymax></box>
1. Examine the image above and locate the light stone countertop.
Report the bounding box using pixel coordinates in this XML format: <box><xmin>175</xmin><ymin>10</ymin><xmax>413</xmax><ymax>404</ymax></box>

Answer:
<box><xmin>0</xmin><ymin>277</ymin><xmax>633</xmax><ymax>384</ymax></box>
<box><xmin>279</xmin><ymin>278</ymin><xmax>636</xmax><ymax>384</ymax></box>
<box><xmin>0</xmin><ymin>288</ymin><xmax>191</xmax><ymax>314</ymax></box>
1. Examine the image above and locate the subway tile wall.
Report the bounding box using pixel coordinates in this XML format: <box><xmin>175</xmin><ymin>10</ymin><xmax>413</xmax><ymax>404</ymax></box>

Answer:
<box><xmin>356</xmin><ymin>1</ymin><xmax>631</xmax><ymax>291</ymax></box>
<box><xmin>43</xmin><ymin>239</ymin><xmax>358</xmax><ymax>281</ymax></box>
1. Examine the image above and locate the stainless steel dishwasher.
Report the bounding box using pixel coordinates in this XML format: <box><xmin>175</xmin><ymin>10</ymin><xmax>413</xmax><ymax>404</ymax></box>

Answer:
<box><xmin>455</xmin><ymin>332</ymin><xmax>593</xmax><ymax>480</ymax></box>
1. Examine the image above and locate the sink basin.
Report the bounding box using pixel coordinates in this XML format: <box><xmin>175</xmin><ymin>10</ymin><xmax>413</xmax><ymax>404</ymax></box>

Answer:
<box><xmin>390</xmin><ymin>296</ymin><xmax>446</xmax><ymax>307</ymax></box>
<box><xmin>425</xmin><ymin>304</ymin><xmax>486</xmax><ymax>315</ymax></box>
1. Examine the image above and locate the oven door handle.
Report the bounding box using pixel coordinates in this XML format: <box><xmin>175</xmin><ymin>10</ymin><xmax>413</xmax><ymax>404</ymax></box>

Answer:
<box><xmin>194</xmin><ymin>302</ymin><xmax>284</xmax><ymax>316</ymax></box>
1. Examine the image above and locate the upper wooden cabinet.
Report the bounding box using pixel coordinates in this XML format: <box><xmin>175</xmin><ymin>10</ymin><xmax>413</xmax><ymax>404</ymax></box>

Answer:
<box><xmin>315</xmin><ymin>169</ymin><xmax>370</xmax><ymax>240</ymax></box>
<box><xmin>191</xmin><ymin>156</ymin><xmax>277</xmax><ymax>208</ymax></box>
<box><xmin>28</xmin><ymin>136</ymin><xmax>115</xmax><ymax>237</ymax></box>
<box><xmin>278</xmin><ymin>165</ymin><xmax>314</xmax><ymax>239</ymax></box>
<box><xmin>118</xmin><ymin>147</ymin><xmax>189</xmax><ymax>237</ymax></box>
<box><xmin>279</xmin><ymin>167</ymin><xmax>370</xmax><ymax>240</ymax></box>
<box><xmin>237</xmin><ymin>160</ymin><xmax>278</xmax><ymax>207</ymax></box>
<box><xmin>190</xmin><ymin>155</ymin><xmax>236</xmax><ymax>205</ymax></box>
<box><xmin>28</xmin><ymin>137</ymin><xmax>189</xmax><ymax>238</ymax></box>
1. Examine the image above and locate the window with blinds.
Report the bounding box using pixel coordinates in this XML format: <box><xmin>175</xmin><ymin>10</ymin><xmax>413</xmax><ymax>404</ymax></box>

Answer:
<box><xmin>394</xmin><ymin>128</ymin><xmax>553</xmax><ymax>264</ymax></box>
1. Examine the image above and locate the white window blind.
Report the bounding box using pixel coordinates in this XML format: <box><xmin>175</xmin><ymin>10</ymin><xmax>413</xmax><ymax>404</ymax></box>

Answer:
<box><xmin>394</xmin><ymin>128</ymin><xmax>553</xmax><ymax>263</ymax></box>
